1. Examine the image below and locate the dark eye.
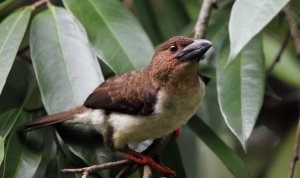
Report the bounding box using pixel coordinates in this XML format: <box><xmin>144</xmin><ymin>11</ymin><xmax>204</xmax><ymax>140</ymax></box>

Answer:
<box><xmin>169</xmin><ymin>44</ymin><xmax>178</xmax><ymax>53</ymax></box>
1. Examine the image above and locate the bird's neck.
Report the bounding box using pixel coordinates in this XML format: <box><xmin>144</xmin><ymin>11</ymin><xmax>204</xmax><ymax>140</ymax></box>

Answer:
<box><xmin>148</xmin><ymin>61</ymin><xmax>200</xmax><ymax>92</ymax></box>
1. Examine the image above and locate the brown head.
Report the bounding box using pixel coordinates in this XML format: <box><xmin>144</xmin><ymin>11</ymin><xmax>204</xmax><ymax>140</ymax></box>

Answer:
<box><xmin>148</xmin><ymin>36</ymin><xmax>212</xmax><ymax>87</ymax></box>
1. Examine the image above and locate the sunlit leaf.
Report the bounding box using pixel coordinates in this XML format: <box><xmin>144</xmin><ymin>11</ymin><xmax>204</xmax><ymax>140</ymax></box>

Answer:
<box><xmin>229</xmin><ymin>0</ymin><xmax>290</xmax><ymax>60</ymax></box>
<box><xmin>30</xmin><ymin>6</ymin><xmax>104</xmax><ymax>114</ymax></box>
<box><xmin>63</xmin><ymin>0</ymin><xmax>154</xmax><ymax>73</ymax></box>
<box><xmin>0</xmin><ymin>7</ymin><xmax>31</xmax><ymax>94</ymax></box>
<box><xmin>188</xmin><ymin>116</ymin><xmax>249</xmax><ymax>178</ymax></box>
<box><xmin>217</xmin><ymin>35</ymin><xmax>265</xmax><ymax>149</ymax></box>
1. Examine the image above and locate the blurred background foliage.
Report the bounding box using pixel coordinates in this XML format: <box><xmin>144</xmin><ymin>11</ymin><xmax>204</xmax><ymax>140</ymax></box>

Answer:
<box><xmin>0</xmin><ymin>0</ymin><xmax>300</xmax><ymax>178</ymax></box>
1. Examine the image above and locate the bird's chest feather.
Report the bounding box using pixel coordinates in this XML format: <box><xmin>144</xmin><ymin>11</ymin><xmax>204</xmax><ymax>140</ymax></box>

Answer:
<box><xmin>109</xmin><ymin>78</ymin><xmax>205</xmax><ymax>149</ymax></box>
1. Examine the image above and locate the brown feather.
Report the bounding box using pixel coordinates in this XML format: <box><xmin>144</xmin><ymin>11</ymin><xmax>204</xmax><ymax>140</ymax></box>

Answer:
<box><xmin>84</xmin><ymin>68</ymin><xmax>158</xmax><ymax>116</ymax></box>
<box><xmin>22</xmin><ymin>106</ymin><xmax>87</xmax><ymax>131</ymax></box>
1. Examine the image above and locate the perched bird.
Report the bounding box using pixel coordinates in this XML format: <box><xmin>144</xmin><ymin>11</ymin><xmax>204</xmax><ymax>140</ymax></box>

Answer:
<box><xmin>22</xmin><ymin>36</ymin><xmax>212</xmax><ymax>176</ymax></box>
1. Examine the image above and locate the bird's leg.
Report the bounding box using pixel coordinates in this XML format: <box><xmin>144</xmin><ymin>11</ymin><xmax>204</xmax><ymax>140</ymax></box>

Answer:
<box><xmin>124</xmin><ymin>148</ymin><xmax>176</xmax><ymax>176</ymax></box>
<box><xmin>172</xmin><ymin>128</ymin><xmax>181</xmax><ymax>139</ymax></box>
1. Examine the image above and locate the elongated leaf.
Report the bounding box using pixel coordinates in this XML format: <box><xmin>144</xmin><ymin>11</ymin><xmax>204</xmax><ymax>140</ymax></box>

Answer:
<box><xmin>2</xmin><ymin>111</ymin><xmax>44</xmax><ymax>178</ymax></box>
<box><xmin>0</xmin><ymin>60</ymin><xmax>31</xmax><ymax>114</ymax></box>
<box><xmin>187</xmin><ymin>116</ymin><xmax>248</xmax><ymax>178</ymax></box>
<box><xmin>217</xmin><ymin>36</ymin><xmax>265</xmax><ymax>149</ymax></box>
<box><xmin>30</xmin><ymin>6</ymin><xmax>104</xmax><ymax>114</ymax></box>
<box><xmin>45</xmin><ymin>153</ymin><xmax>82</xmax><ymax>178</ymax></box>
<box><xmin>229</xmin><ymin>0</ymin><xmax>289</xmax><ymax>59</ymax></box>
<box><xmin>63</xmin><ymin>0</ymin><xmax>154</xmax><ymax>73</ymax></box>
<box><xmin>0</xmin><ymin>7</ymin><xmax>31</xmax><ymax>94</ymax></box>
<box><xmin>0</xmin><ymin>108</ymin><xmax>24</xmax><ymax>139</ymax></box>
<box><xmin>161</xmin><ymin>140</ymin><xmax>187</xmax><ymax>178</ymax></box>
<box><xmin>0</xmin><ymin>136</ymin><xmax>3</xmax><ymax>164</ymax></box>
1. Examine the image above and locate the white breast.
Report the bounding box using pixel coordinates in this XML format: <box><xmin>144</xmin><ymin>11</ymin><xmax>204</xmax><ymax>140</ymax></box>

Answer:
<box><xmin>109</xmin><ymin>78</ymin><xmax>205</xmax><ymax>149</ymax></box>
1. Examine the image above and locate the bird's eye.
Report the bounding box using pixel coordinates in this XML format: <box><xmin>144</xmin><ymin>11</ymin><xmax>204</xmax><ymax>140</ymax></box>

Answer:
<box><xmin>169</xmin><ymin>45</ymin><xmax>178</xmax><ymax>53</ymax></box>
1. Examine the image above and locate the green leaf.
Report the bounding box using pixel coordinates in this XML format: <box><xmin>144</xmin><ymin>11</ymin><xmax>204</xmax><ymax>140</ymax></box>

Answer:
<box><xmin>0</xmin><ymin>136</ymin><xmax>3</xmax><ymax>164</ymax></box>
<box><xmin>45</xmin><ymin>153</ymin><xmax>82</xmax><ymax>178</ymax></box>
<box><xmin>187</xmin><ymin>116</ymin><xmax>249</xmax><ymax>178</ymax></box>
<box><xmin>161</xmin><ymin>140</ymin><xmax>187</xmax><ymax>178</ymax></box>
<box><xmin>30</xmin><ymin>6</ymin><xmax>104</xmax><ymax>114</ymax></box>
<box><xmin>0</xmin><ymin>60</ymin><xmax>31</xmax><ymax>114</ymax></box>
<box><xmin>149</xmin><ymin>0</ymin><xmax>190</xmax><ymax>40</ymax></box>
<box><xmin>217</xmin><ymin>35</ymin><xmax>265</xmax><ymax>149</ymax></box>
<box><xmin>1</xmin><ymin>111</ymin><xmax>44</xmax><ymax>178</ymax></box>
<box><xmin>197</xmin><ymin>80</ymin><xmax>225</xmax><ymax>132</ymax></box>
<box><xmin>63</xmin><ymin>0</ymin><xmax>154</xmax><ymax>73</ymax></box>
<box><xmin>0</xmin><ymin>108</ymin><xmax>24</xmax><ymax>139</ymax></box>
<box><xmin>229</xmin><ymin>0</ymin><xmax>290</xmax><ymax>59</ymax></box>
<box><xmin>0</xmin><ymin>7</ymin><xmax>31</xmax><ymax>94</ymax></box>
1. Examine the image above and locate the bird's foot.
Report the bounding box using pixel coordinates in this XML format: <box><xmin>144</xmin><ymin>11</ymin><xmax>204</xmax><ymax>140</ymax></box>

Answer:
<box><xmin>124</xmin><ymin>148</ymin><xmax>176</xmax><ymax>176</ymax></box>
<box><xmin>172</xmin><ymin>128</ymin><xmax>181</xmax><ymax>139</ymax></box>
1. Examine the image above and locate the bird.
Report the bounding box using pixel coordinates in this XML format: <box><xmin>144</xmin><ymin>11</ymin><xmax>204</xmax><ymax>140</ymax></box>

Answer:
<box><xmin>22</xmin><ymin>36</ymin><xmax>212</xmax><ymax>176</ymax></box>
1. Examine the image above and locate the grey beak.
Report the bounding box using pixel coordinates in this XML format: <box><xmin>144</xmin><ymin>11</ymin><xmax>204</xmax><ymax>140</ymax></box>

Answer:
<box><xmin>176</xmin><ymin>39</ymin><xmax>212</xmax><ymax>61</ymax></box>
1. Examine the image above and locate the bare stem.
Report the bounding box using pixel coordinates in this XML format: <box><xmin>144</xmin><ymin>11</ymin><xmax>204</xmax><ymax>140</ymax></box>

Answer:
<box><xmin>267</xmin><ymin>32</ymin><xmax>290</xmax><ymax>77</ymax></box>
<box><xmin>31</xmin><ymin>0</ymin><xmax>51</xmax><ymax>10</ymax></box>
<box><xmin>194</xmin><ymin>0</ymin><xmax>218</xmax><ymax>39</ymax></box>
<box><xmin>283</xmin><ymin>4</ymin><xmax>300</xmax><ymax>59</ymax></box>
<box><xmin>143</xmin><ymin>165</ymin><xmax>152</xmax><ymax>178</ymax></box>
<box><xmin>62</xmin><ymin>159</ymin><xmax>130</xmax><ymax>178</ymax></box>
<box><xmin>287</xmin><ymin>118</ymin><xmax>300</xmax><ymax>178</ymax></box>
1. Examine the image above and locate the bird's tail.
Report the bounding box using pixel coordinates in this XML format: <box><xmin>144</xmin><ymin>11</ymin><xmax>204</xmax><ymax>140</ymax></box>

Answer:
<box><xmin>21</xmin><ymin>106</ymin><xmax>87</xmax><ymax>131</ymax></box>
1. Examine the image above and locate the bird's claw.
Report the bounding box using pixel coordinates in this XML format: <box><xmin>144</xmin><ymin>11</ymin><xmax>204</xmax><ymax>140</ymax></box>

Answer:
<box><xmin>124</xmin><ymin>153</ymin><xmax>176</xmax><ymax>176</ymax></box>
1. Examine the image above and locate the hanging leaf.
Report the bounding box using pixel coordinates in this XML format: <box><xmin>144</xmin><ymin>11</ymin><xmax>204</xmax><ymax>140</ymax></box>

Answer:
<box><xmin>0</xmin><ymin>136</ymin><xmax>3</xmax><ymax>164</ymax></box>
<box><xmin>0</xmin><ymin>60</ymin><xmax>31</xmax><ymax>114</ymax></box>
<box><xmin>63</xmin><ymin>0</ymin><xmax>154</xmax><ymax>73</ymax></box>
<box><xmin>30</xmin><ymin>6</ymin><xmax>104</xmax><ymax>114</ymax></box>
<box><xmin>0</xmin><ymin>7</ymin><xmax>31</xmax><ymax>94</ymax></box>
<box><xmin>188</xmin><ymin>116</ymin><xmax>249</xmax><ymax>178</ymax></box>
<box><xmin>1</xmin><ymin>111</ymin><xmax>45</xmax><ymax>178</ymax></box>
<box><xmin>217</xmin><ymin>35</ymin><xmax>265</xmax><ymax>149</ymax></box>
<box><xmin>229</xmin><ymin>0</ymin><xmax>290</xmax><ymax>60</ymax></box>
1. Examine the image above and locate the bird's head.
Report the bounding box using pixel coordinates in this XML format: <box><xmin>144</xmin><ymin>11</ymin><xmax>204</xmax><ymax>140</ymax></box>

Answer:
<box><xmin>149</xmin><ymin>36</ymin><xmax>212</xmax><ymax>85</ymax></box>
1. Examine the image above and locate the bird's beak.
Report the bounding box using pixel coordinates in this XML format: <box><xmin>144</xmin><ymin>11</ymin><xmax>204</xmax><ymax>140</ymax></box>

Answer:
<box><xmin>176</xmin><ymin>39</ymin><xmax>212</xmax><ymax>61</ymax></box>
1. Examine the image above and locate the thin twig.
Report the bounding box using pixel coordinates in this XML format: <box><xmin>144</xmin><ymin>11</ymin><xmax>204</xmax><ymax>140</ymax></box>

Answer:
<box><xmin>143</xmin><ymin>165</ymin><xmax>152</xmax><ymax>178</ymax></box>
<box><xmin>115</xmin><ymin>164</ymin><xmax>136</xmax><ymax>178</ymax></box>
<box><xmin>31</xmin><ymin>0</ymin><xmax>51</xmax><ymax>10</ymax></box>
<box><xmin>283</xmin><ymin>4</ymin><xmax>300</xmax><ymax>59</ymax></box>
<box><xmin>17</xmin><ymin>46</ymin><xmax>29</xmax><ymax>55</ymax></box>
<box><xmin>62</xmin><ymin>133</ymin><xmax>173</xmax><ymax>178</ymax></box>
<box><xmin>287</xmin><ymin>118</ymin><xmax>300</xmax><ymax>178</ymax></box>
<box><xmin>62</xmin><ymin>159</ymin><xmax>130</xmax><ymax>178</ymax></box>
<box><xmin>194</xmin><ymin>0</ymin><xmax>218</xmax><ymax>39</ymax></box>
<box><xmin>267</xmin><ymin>32</ymin><xmax>290</xmax><ymax>77</ymax></box>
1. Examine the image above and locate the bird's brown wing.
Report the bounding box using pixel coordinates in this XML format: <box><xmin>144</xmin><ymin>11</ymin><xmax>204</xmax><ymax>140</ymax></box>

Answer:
<box><xmin>84</xmin><ymin>69</ymin><xmax>158</xmax><ymax>116</ymax></box>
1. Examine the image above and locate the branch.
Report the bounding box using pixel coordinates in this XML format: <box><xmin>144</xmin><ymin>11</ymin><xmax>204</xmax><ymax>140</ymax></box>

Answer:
<box><xmin>31</xmin><ymin>0</ymin><xmax>51</xmax><ymax>10</ymax></box>
<box><xmin>143</xmin><ymin>165</ymin><xmax>152</xmax><ymax>178</ymax></box>
<box><xmin>62</xmin><ymin>135</ymin><xmax>173</xmax><ymax>178</ymax></box>
<box><xmin>194</xmin><ymin>0</ymin><xmax>218</xmax><ymax>39</ymax></box>
<box><xmin>287</xmin><ymin>118</ymin><xmax>300</xmax><ymax>178</ymax></box>
<box><xmin>267</xmin><ymin>32</ymin><xmax>290</xmax><ymax>77</ymax></box>
<box><xmin>283</xmin><ymin>4</ymin><xmax>300</xmax><ymax>59</ymax></box>
<box><xmin>62</xmin><ymin>160</ymin><xmax>131</xmax><ymax>178</ymax></box>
